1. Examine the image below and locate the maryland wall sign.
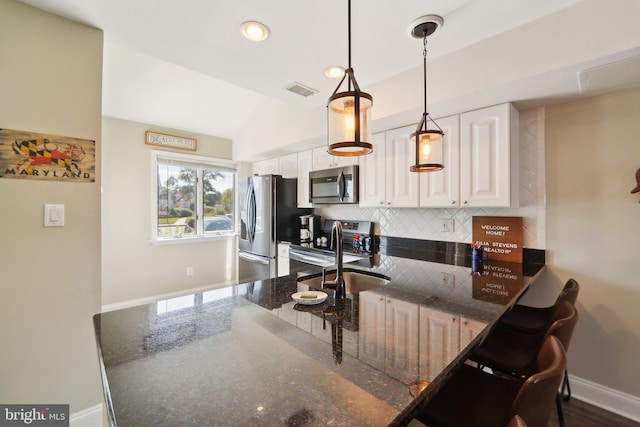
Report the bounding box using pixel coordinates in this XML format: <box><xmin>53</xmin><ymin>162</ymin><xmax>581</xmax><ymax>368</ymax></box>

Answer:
<box><xmin>0</xmin><ymin>128</ymin><xmax>95</xmax><ymax>182</ymax></box>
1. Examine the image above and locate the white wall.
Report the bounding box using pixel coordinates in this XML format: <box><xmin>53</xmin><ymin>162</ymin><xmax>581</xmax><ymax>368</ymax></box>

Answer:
<box><xmin>101</xmin><ymin>117</ymin><xmax>237</xmax><ymax>306</ymax></box>
<box><xmin>0</xmin><ymin>0</ymin><xmax>103</xmax><ymax>415</ymax></box>
<box><xmin>545</xmin><ymin>87</ymin><xmax>640</xmax><ymax>398</ymax></box>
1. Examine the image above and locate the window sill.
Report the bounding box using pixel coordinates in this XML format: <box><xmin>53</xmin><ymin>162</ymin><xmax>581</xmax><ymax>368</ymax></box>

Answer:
<box><xmin>150</xmin><ymin>233</ymin><xmax>237</xmax><ymax>246</ymax></box>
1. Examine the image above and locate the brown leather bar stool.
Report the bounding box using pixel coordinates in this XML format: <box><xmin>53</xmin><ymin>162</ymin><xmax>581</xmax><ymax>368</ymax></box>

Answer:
<box><xmin>497</xmin><ymin>278</ymin><xmax>579</xmax><ymax>404</ymax></box>
<box><xmin>415</xmin><ymin>335</ymin><xmax>566</xmax><ymax>427</ymax></box>
<box><xmin>507</xmin><ymin>415</ymin><xmax>527</xmax><ymax>427</ymax></box>
<box><xmin>469</xmin><ymin>301</ymin><xmax>578</xmax><ymax>427</ymax></box>
<box><xmin>499</xmin><ymin>278</ymin><xmax>579</xmax><ymax>335</ymax></box>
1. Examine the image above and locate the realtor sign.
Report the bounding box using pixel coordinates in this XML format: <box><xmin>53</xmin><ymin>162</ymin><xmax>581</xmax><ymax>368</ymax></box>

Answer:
<box><xmin>472</xmin><ymin>216</ymin><xmax>523</xmax><ymax>262</ymax></box>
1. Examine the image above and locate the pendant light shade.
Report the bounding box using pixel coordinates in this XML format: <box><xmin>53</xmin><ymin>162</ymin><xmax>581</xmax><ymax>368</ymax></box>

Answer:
<box><xmin>327</xmin><ymin>0</ymin><xmax>373</xmax><ymax>157</ymax></box>
<box><xmin>409</xmin><ymin>15</ymin><xmax>444</xmax><ymax>172</ymax></box>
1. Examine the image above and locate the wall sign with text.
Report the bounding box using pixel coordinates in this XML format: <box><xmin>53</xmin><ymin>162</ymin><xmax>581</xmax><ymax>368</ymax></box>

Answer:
<box><xmin>472</xmin><ymin>216</ymin><xmax>523</xmax><ymax>262</ymax></box>
<box><xmin>145</xmin><ymin>131</ymin><xmax>197</xmax><ymax>151</ymax></box>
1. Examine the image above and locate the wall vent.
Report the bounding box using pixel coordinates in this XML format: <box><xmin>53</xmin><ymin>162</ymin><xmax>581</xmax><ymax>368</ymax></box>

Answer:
<box><xmin>285</xmin><ymin>82</ymin><xmax>318</xmax><ymax>97</ymax></box>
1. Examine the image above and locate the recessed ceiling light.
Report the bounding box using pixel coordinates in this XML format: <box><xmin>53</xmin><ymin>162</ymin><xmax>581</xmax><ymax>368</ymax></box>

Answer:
<box><xmin>325</xmin><ymin>66</ymin><xmax>345</xmax><ymax>79</ymax></box>
<box><xmin>241</xmin><ymin>21</ymin><xmax>270</xmax><ymax>42</ymax></box>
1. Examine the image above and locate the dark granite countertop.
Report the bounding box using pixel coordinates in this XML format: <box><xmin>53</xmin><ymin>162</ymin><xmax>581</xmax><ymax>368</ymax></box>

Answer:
<box><xmin>94</xmin><ymin>243</ymin><xmax>544</xmax><ymax>427</ymax></box>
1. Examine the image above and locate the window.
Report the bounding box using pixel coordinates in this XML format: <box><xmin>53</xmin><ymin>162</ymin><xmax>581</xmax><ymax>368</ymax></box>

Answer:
<box><xmin>152</xmin><ymin>150</ymin><xmax>236</xmax><ymax>241</ymax></box>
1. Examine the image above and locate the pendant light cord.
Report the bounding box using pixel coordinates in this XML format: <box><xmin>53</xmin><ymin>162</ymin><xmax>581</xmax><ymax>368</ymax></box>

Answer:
<box><xmin>347</xmin><ymin>0</ymin><xmax>352</xmax><ymax>91</ymax></box>
<box><xmin>422</xmin><ymin>35</ymin><xmax>428</xmax><ymax>127</ymax></box>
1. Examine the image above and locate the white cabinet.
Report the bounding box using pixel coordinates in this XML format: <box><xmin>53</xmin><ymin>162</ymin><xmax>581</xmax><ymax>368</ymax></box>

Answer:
<box><xmin>312</xmin><ymin>146</ymin><xmax>358</xmax><ymax>170</ymax></box>
<box><xmin>252</xmin><ymin>158</ymin><xmax>279</xmax><ymax>176</ymax></box>
<box><xmin>419</xmin><ymin>115</ymin><xmax>461</xmax><ymax>207</ymax></box>
<box><xmin>459</xmin><ymin>316</ymin><xmax>487</xmax><ymax>349</ymax></box>
<box><xmin>419</xmin><ymin>103</ymin><xmax>518</xmax><ymax>208</ymax></box>
<box><xmin>384</xmin><ymin>297</ymin><xmax>420</xmax><ymax>383</ymax></box>
<box><xmin>418</xmin><ymin>306</ymin><xmax>460</xmax><ymax>381</ymax></box>
<box><xmin>385</xmin><ymin>125</ymin><xmax>420</xmax><ymax>207</ymax></box>
<box><xmin>297</xmin><ymin>149</ymin><xmax>313</xmax><ymax>208</ymax></box>
<box><xmin>359</xmin><ymin>125</ymin><xmax>419</xmax><ymax>208</ymax></box>
<box><xmin>359</xmin><ymin>292</ymin><xmax>387</xmax><ymax>371</ymax></box>
<box><xmin>418</xmin><ymin>306</ymin><xmax>487</xmax><ymax>381</ymax></box>
<box><xmin>358</xmin><ymin>132</ymin><xmax>386</xmax><ymax>207</ymax></box>
<box><xmin>359</xmin><ymin>292</ymin><xmax>419</xmax><ymax>383</ymax></box>
<box><xmin>277</xmin><ymin>243</ymin><xmax>290</xmax><ymax>277</ymax></box>
<box><xmin>459</xmin><ymin>103</ymin><xmax>519</xmax><ymax>207</ymax></box>
<box><xmin>278</xmin><ymin>153</ymin><xmax>298</xmax><ymax>178</ymax></box>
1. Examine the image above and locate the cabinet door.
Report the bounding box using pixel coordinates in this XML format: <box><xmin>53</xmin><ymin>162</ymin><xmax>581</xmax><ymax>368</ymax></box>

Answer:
<box><xmin>358</xmin><ymin>132</ymin><xmax>386</xmax><ymax>207</ymax></box>
<box><xmin>279</xmin><ymin>153</ymin><xmax>298</xmax><ymax>178</ymax></box>
<box><xmin>459</xmin><ymin>317</ymin><xmax>487</xmax><ymax>349</ymax></box>
<box><xmin>459</xmin><ymin>103</ymin><xmax>515</xmax><ymax>207</ymax></box>
<box><xmin>312</xmin><ymin>146</ymin><xmax>332</xmax><ymax>170</ymax></box>
<box><xmin>252</xmin><ymin>160</ymin><xmax>265</xmax><ymax>176</ymax></box>
<box><xmin>358</xmin><ymin>292</ymin><xmax>386</xmax><ymax>371</ymax></box>
<box><xmin>385</xmin><ymin>298</ymin><xmax>419</xmax><ymax>384</ymax></box>
<box><xmin>385</xmin><ymin>125</ymin><xmax>419</xmax><ymax>207</ymax></box>
<box><xmin>312</xmin><ymin>146</ymin><xmax>358</xmax><ymax>170</ymax></box>
<box><xmin>418</xmin><ymin>306</ymin><xmax>460</xmax><ymax>381</ymax></box>
<box><xmin>419</xmin><ymin>115</ymin><xmax>461</xmax><ymax>207</ymax></box>
<box><xmin>297</xmin><ymin>149</ymin><xmax>313</xmax><ymax>208</ymax></box>
<box><xmin>262</xmin><ymin>158</ymin><xmax>280</xmax><ymax>175</ymax></box>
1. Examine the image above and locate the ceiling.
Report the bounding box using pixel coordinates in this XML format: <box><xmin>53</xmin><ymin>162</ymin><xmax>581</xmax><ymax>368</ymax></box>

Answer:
<box><xmin>18</xmin><ymin>0</ymin><xmax>581</xmax><ymax>139</ymax></box>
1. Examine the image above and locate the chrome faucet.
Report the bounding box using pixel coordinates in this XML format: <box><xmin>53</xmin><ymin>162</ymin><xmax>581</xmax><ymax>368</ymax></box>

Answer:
<box><xmin>322</xmin><ymin>221</ymin><xmax>345</xmax><ymax>299</ymax></box>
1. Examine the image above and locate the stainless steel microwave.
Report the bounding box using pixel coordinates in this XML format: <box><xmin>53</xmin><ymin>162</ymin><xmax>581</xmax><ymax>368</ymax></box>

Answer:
<box><xmin>309</xmin><ymin>165</ymin><xmax>359</xmax><ymax>204</ymax></box>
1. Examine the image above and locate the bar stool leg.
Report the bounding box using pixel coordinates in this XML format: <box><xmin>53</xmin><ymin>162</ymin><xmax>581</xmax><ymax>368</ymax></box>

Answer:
<box><xmin>556</xmin><ymin>392</ymin><xmax>566</xmax><ymax>427</ymax></box>
<box><xmin>561</xmin><ymin>368</ymin><xmax>572</xmax><ymax>401</ymax></box>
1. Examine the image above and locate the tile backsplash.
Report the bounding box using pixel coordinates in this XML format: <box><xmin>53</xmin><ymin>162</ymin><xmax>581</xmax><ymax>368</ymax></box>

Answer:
<box><xmin>315</xmin><ymin>108</ymin><xmax>546</xmax><ymax>249</ymax></box>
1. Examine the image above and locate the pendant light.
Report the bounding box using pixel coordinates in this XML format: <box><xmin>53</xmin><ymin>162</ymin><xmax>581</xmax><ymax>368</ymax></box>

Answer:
<box><xmin>327</xmin><ymin>0</ymin><xmax>373</xmax><ymax>156</ymax></box>
<box><xmin>409</xmin><ymin>15</ymin><xmax>444</xmax><ymax>172</ymax></box>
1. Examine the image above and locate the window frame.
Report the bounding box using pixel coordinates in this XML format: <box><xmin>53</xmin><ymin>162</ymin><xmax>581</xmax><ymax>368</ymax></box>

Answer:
<box><xmin>151</xmin><ymin>150</ymin><xmax>238</xmax><ymax>245</ymax></box>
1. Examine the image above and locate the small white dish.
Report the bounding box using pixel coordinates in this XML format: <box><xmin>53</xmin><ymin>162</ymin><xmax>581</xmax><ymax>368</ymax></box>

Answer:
<box><xmin>291</xmin><ymin>291</ymin><xmax>328</xmax><ymax>305</ymax></box>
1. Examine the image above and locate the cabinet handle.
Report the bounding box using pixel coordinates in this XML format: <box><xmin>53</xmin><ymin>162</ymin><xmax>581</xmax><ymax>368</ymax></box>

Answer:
<box><xmin>463</xmin><ymin>200</ymin><xmax>468</xmax><ymax>205</ymax></box>
<box><xmin>452</xmin><ymin>317</ymin><xmax>457</xmax><ymax>322</ymax></box>
<box><xmin>451</xmin><ymin>201</ymin><xmax>456</xmax><ymax>205</ymax></box>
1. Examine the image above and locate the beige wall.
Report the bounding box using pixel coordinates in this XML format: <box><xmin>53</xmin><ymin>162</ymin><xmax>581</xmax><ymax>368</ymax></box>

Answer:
<box><xmin>101</xmin><ymin>117</ymin><xmax>236</xmax><ymax>306</ymax></box>
<box><xmin>545</xmin><ymin>87</ymin><xmax>640</xmax><ymax>397</ymax></box>
<box><xmin>0</xmin><ymin>0</ymin><xmax>103</xmax><ymax>414</ymax></box>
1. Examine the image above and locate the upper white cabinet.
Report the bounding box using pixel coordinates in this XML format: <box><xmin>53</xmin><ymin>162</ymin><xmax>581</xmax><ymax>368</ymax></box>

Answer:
<box><xmin>312</xmin><ymin>146</ymin><xmax>358</xmax><ymax>170</ymax></box>
<box><xmin>297</xmin><ymin>149</ymin><xmax>313</xmax><ymax>208</ymax></box>
<box><xmin>419</xmin><ymin>103</ymin><xmax>518</xmax><ymax>208</ymax></box>
<box><xmin>359</xmin><ymin>125</ymin><xmax>419</xmax><ymax>208</ymax></box>
<box><xmin>252</xmin><ymin>157</ymin><xmax>279</xmax><ymax>176</ymax></box>
<box><xmin>358</xmin><ymin>132</ymin><xmax>386</xmax><ymax>207</ymax></box>
<box><xmin>278</xmin><ymin>153</ymin><xmax>298</xmax><ymax>178</ymax></box>
<box><xmin>419</xmin><ymin>115</ymin><xmax>461</xmax><ymax>207</ymax></box>
<box><xmin>459</xmin><ymin>103</ymin><xmax>519</xmax><ymax>207</ymax></box>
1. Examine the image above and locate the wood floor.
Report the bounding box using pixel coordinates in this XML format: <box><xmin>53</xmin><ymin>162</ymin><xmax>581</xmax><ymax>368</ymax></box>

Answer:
<box><xmin>549</xmin><ymin>398</ymin><xmax>639</xmax><ymax>427</ymax></box>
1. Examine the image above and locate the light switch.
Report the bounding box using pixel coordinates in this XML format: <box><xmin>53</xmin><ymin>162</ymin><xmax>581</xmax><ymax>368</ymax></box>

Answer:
<box><xmin>44</xmin><ymin>204</ymin><xmax>65</xmax><ymax>227</ymax></box>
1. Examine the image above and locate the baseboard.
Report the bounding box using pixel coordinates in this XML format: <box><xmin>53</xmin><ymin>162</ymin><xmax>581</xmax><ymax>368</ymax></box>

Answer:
<box><xmin>101</xmin><ymin>280</ymin><xmax>237</xmax><ymax>312</ymax></box>
<box><xmin>70</xmin><ymin>404</ymin><xmax>103</xmax><ymax>427</ymax></box>
<box><xmin>570</xmin><ymin>374</ymin><xmax>640</xmax><ymax>422</ymax></box>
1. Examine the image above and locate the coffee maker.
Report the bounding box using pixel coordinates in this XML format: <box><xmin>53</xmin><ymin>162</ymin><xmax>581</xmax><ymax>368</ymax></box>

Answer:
<box><xmin>299</xmin><ymin>215</ymin><xmax>321</xmax><ymax>247</ymax></box>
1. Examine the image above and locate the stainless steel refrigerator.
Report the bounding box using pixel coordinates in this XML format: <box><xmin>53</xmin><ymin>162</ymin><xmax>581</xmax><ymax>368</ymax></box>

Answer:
<box><xmin>238</xmin><ymin>174</ymin><xmax>311</xmax><ymax>283</ymax></box>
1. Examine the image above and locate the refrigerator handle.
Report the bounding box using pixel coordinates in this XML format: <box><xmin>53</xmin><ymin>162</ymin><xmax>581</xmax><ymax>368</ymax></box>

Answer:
<box><xmin>337</xmin><ymin>171</ymin><xmax>345</xmax><ymax>202</ymax></box>
<box><xmin>239</xmin><ymin>251</ymin><xmax>270</xmax><ymax>264</ymax></box>
<box><xmin>247</xmin><ymin>182</ymin><xmax>257</xmax><ymax>243</ymax></box>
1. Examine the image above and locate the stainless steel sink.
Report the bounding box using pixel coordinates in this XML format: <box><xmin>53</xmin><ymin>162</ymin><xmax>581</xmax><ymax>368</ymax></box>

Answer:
<box><xmin>296</xmin><ymin>268</ymin><xmax>390</xmax><ymax>295</ymax></box>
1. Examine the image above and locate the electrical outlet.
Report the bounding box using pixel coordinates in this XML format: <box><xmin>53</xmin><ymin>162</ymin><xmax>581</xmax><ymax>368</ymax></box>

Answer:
<box><xmin>440</xmin><ymin>219</ymin><xmax>454</xmax><ymax>232</ymax></box>
<box><xmin>441</xmin><ymin>272</ymin><xmax>454</xmax><ymax>288</ymax></box>
<box><xmin>186</xmin><ymin>266</ymin><xmax>193</xmax><ymax>277</ymax></box>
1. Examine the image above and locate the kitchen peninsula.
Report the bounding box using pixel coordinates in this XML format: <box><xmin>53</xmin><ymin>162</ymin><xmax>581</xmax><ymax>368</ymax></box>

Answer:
<box><xmin>94</xmin><ymin>240</ymin><xmax>544</xmax><ymax>426</ymax></box>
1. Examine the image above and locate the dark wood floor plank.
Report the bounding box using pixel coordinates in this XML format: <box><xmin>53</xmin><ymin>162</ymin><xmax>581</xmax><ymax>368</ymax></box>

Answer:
<box><xmin>548</xmin><ymin>398</ymin><xmax>639</xmax><ymax>427</ymax></box>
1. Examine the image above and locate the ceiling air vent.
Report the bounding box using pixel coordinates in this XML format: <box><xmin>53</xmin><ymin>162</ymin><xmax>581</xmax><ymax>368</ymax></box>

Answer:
<box><xmin>285</xmin><ymin>82</ymin><xmax>318</xmax><ymax>97</ymax></box>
